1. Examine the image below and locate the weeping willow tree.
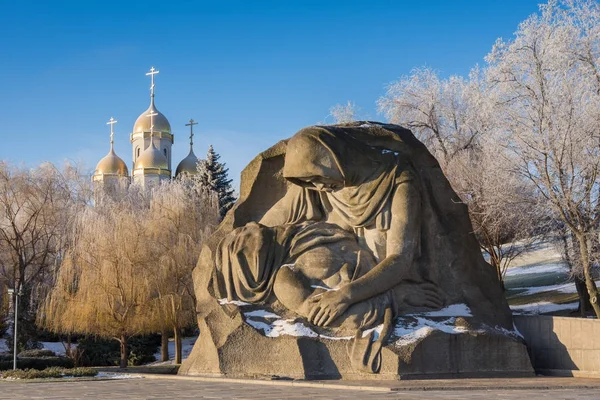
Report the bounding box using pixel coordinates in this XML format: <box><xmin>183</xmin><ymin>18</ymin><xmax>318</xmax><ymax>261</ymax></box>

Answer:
<box><xmin>148</xmin><ymin>177</ymin><xmax>219</xmax><ymax>363</ymax></box>
<box><xmin>40</xmin><ymin>179</ymin><xmax>219</xmax><ymax>366</ymax></box>
<box><xmin>39</xmin><ymin>189</ymin><xmax>160</xmax><ymax>368</ymax></box>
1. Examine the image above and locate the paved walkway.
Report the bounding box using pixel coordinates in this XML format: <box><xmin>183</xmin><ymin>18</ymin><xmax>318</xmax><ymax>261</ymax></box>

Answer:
<box><xmin>2</xmin><ymin>376</ymin><xmax>600</xmax><ymax>399</ymax></box>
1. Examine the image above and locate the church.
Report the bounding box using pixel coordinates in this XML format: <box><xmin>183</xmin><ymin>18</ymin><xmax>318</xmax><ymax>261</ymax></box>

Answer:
<box><xmin>92</xmin><ymin>67</ymin><xmax>200</xmax><ymax>189</ymax></box>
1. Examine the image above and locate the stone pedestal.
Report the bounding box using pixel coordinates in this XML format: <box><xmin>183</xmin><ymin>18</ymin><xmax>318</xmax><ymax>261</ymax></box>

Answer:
<box><xmin>179</xmin><ymin>311</ymin><xmax>534</xmax><ymax>380</ymax></box>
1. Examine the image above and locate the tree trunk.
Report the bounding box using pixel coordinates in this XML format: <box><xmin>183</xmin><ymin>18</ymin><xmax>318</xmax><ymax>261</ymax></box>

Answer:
<box><xmin>174</xmin><ymin>327</ymin><xmax>182</xmax><ymax>364</ymax></box>
<box><xmin>575</xmin><ymin>276</ymin><xmax>592</xmax><ymax>316</ymax></box>
<box><xmin>488</xmin><ymin>252</ymin><xmax>506</xmax><ymax>291</ymax></box>
<box><xmin>560</xmin><ymin>234</ymin><xmax>591</xmax><ymax>316</ymax></box>
<box><xmin>119</xmin><ymin>335</ymin><xmax>128</xmax><ymax>369</ymax></box>
<box><xmin>161</xmin><ymin>330</ymin><xmax>169</xmax><ymax>362</ymax></box>
<box><xmin>575</xmin><ymin>234</ymin><xmax>600</xmax><ymax>318</ymax></box>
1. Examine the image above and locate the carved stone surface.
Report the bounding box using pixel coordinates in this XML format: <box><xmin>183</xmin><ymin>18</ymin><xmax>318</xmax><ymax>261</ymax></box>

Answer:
<box><xmin>179</xmin><ymin>122</ymin><xmax>533</xmax><ymax>379</ymax></box>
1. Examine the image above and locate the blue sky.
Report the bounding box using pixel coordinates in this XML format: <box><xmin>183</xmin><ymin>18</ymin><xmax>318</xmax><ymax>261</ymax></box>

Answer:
<box><xmin>0</xmin><ymin>0</ymin><xmax>541</xmax><ymax>190</ymax></box>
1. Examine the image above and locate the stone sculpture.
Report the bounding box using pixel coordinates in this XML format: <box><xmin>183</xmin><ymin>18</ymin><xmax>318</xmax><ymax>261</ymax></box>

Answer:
<box><xmin>179</xmin><ymin>122</ymin><xmax>533</xmax><ymax>379</ymax></box>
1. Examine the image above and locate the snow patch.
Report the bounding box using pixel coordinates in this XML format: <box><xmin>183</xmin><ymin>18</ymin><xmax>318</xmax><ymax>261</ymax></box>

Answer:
<box><xmin>97</xmin><ymin>372</ymin><xmax>143</xmax><ymax>380</ymax></box>
<box><xmin>394</xmin><ymin>326</ymin><xmax>435</xmax><ymax>346</ymax></box>
<box><xmin>511</xmin><ymin>280</ymin><xmax>600</xmax><ymax>296</ymax></box>
<box><xmin>310</xmin><ymin>284</ymin><xmax>339</xmax><ymax>292</ymax></box>
<box><xmin>392</xmin><ymin>316</ymin><xmax>469</xmax><ymax>347</ymax></box>
<box><xmin>150</xmin><ymin>336</ymin><xmax>197</xmax><ymax>364</ymax></box>
<box><xmin>245</xmin><ymin>318</ymin><xmax>318</xmax><ymax>338</ymax></box>
<box><xmin>41</xmin><ymin>341</ymin><xmax>76</xmax><ymax>356</ymax></box>
<box><xmin>218</xmin><ymin>298</ymin><xmax>251</xmax><ymax>307</ymax></box>
<box><xmin>510</xmin><ymin>301</ymin><xmax>579</xmax><ymax>315</ymax></box>
<box><xmin>414</xmin><ymin>304</ymin><xmax>472</xmax><ymax>317</ymax></box>
<box><xmin>243</xmin><ymin>310</ymin><xmax>353</xmax><ymax>340</ymax></box>
<box><xmin>281</xmin><ymin>263</ymin><xmax>297</xmax><ymax>271</ymax></box>
<box><xmin>243</xmin><ymin>310</ymin><xmax>280</xmax><ymax>319</ymax></box>
<box><xmin>361</xmin><ymin>324</ymin><xmax>384</xmax><ymax>341</ymax></box>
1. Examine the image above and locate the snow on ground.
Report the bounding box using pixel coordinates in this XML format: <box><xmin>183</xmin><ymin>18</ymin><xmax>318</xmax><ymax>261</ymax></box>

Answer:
<box><xmin>96</xmin><ymin>372</ymin><xmax>143</xmax><ymax>379</ymax></box>
<box><xmin>502</xmin><ymin>236</ymin><xmax>587</xmax><ymax>315</ymax></box>
<box><xmin>0</xmin><ymin>341</ymin><xmax>76</xmax><ymax>356</ymax></box>
<box><xmin>506</xmin><ymin>238</ymin><xmax>564</xmax><ymax>269</ymax></box>
<box><xmin>511</xmin><ymin>280</ymin><xmax>600</xmax><ymax>296</ymax></box>
<box><xmin>0</xmin><ymin>339</ymin><xmax>76</xmax><ymax>356</ymax></box>
<box><xmin>505</xmin><ymin>263</ymin><xmax>569</xmax><ymax>277</ymax></box>
<box><xmin>40</xmin><ymin>341</ymin><xmax>75</xmax><ymax>356</ymax></box>
<box><xmin>510</xmin><ymin>301</ymin><xmax>579</xmax><ymax>315</ymax></box>
<box><xmin>150</xmin><ymin>336</ymin><xmax>197</xmax><ymax>364</ymax></box>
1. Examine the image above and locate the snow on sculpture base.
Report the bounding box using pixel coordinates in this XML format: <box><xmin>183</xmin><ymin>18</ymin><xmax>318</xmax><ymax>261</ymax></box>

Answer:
<box><xmin>179</xmin><ymin>303</ymin><xmax>534</xmax><ymax>380</ymax></box>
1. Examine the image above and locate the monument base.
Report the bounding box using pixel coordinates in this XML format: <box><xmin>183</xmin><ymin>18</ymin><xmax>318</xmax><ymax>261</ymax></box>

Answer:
<box><xmin>179</xmin><ymin>313</ymin><xmax>534</xmax><ymax>380</ymax></box>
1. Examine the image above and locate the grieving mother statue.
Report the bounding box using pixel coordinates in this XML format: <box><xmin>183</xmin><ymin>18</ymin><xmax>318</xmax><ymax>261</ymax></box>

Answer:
<box><xmin>179</xmin><ymin>122</ymin><xmax>524</xmax><ymax>379</ymax></box>
<box><xmin>180</xmin><ymin>123</ymin><xmax>529</xmax><ymax>378</ymax></box>
<box><xmin>259</xmin><ymin>123</ymin><xmax>511</xmax><ymax>330</ymax></box>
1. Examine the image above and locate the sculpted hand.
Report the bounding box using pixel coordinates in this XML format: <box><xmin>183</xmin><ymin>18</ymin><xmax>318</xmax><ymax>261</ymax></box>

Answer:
<box><xmin>400</xmin><ymin>281</ymin><xmax>445</xmax><ymax>310</ymax></box>
<box><xmin>307</xmin><ymin>288</ymin><xmax>351</xmax><ymax>327</ymax></box>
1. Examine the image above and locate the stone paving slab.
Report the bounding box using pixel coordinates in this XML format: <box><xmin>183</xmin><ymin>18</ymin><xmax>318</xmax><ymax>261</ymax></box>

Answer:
<box><xmin>1</xmin><ymin>377</ymin><xmax>600</xmax><ymax>399</ymax></box>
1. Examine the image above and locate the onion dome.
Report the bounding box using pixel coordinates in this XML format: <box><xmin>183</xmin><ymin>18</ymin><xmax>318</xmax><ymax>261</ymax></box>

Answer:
<box><xmin>94</xmin><ymin>145</ymin><xmax>129</xmax><ymax>177</ymax></box>
<box><xmin>175</xmin><ymin>149</ymin><xmax>199</xmax><ymax>177</ymax></box>
<box><xmin>134</xmin><ymin>142</ymin><xmax>169</xmax><ymax>170</ymax></box>
<box><xmin>176</xmin><ymin>118</ymin><xmax>200</xmax><ymax>177</ymax></box>
<box><xmin>133</xmin><ymin>99</ymin><xmax>171</xmax><ymax>134</ymax></box>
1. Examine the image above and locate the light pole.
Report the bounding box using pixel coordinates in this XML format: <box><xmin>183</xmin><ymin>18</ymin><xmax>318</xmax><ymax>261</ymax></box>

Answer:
<box><xmin>7</xmin><ymin>285</ymin><xmax>21</xmax><ymax>370</ymax></box>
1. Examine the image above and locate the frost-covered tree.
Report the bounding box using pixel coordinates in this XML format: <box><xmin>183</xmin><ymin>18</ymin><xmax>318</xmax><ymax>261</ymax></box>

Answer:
<box><xmin>147</xmin><ymin>177</ymin><xmax>219</xmax><ymax>363</ymax></box>
<box><xmin>378</xmin><ymin>67</ymin><xmax>489</xmax><ymax>167</ymax></box>
<box><xmin>197</xmin><ymin>145</ymin><xmax>236</xmax><ymax>219</ymax></box>
<box><xmin>378</xmin><ymin>67</ymin><xmax>541</xmax><ymax>286</ymax></box>
<box><xmin>485</xmin><ymin>0</ymin><xmax>600</xmax><ymax>316</ymax></box>
<box><xmin>0</xmin><ymin>162</ymin><xmax>90</xmax><ymax>351</ymax></box>
<box><xmin>329</xmin><ymin>101</ymin><xmax>359</xmax><ymax>123</ymax></box>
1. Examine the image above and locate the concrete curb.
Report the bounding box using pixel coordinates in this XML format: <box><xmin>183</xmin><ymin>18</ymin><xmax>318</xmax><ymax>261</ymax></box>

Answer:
<box><xmin>132</xmin><ymin>374</ymin><xmax>395</xmax><ymax>392</ymax></box>
<box><xmin>118</xmin><ymin>373</ymin><xmax>600</xmax><ymax>392</ymax></box>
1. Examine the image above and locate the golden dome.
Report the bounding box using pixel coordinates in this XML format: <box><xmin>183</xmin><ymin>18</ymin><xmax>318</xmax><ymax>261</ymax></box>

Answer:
<box><xmin>94</xmin><ymin>146</ymin><xmax>128</xmax><ymax>176</ymax></box>
<box><xmin>133</xmin><ymin>100</ymin><xmax>171</xmax><ymax>134</ymax></box>
<box><xmin>175</xmin><ymin>149</ymin><xmax>199</xmax><ymax>177</ymax></box>
<box><xmin>134</xmin><ymin>143</ymin><xmax>169</xmax><ymax>170</ymax></box>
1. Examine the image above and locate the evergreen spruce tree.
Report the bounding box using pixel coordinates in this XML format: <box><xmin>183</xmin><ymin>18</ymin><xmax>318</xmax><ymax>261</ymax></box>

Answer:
<box><xmin>197</xmin><ymin>145</ymin><xmax>236</xmax><ymax>219</ymax></box>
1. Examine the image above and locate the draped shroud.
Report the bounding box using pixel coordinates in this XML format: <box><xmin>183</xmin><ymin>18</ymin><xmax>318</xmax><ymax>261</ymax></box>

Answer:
<box><xmin>283</xmin><ymin>125</ymin><xmax>399</xmax><ymax>231</ymax></box>
<box><xmin>280</xmin><ymin>122</ymin><xmax>513</xmax><ymax>330</ymax></box>
<box><xmin>215</xmin><ymin>222</ymin><xmax>362</xmax><ymax>304</ymax></box>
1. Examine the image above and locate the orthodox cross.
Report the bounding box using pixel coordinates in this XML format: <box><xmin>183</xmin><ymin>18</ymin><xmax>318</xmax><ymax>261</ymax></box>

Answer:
<box><xmin>147</xmin><ymin>110</ymin><xmax>158</xmax><ymax>140</ymax></box>
<box><xmin>107</xmin><ymin>117</ymin><xmax>117</xmax><ymax>145</ymax></box>
<box><xmin>146</xmin><ymin>66</ymin><xmax>159</xmax><ymax>98</ymax></box>
<box><xmin>185</xmin><ymin>119</ymin><xmax>198</xmax><ymax>147</ymax></box>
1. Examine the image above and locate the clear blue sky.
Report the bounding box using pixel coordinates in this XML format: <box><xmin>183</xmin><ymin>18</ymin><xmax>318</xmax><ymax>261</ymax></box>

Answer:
<box><xmin>0</xmin><ymin>0</ymin><xmax>541</xmax><ymax>190</ymax></box>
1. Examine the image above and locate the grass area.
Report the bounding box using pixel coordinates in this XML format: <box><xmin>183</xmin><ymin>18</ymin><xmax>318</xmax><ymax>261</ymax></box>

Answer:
<box><xmin>0</xmin><ymin>367</ymin><xmax>97</xmax><ymax>380</ymax></box>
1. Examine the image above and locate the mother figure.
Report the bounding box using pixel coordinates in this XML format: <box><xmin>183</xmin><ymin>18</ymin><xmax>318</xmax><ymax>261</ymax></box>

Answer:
<box><xmin>259</xmin><ymin>122</ymin><xmax>510</xmax><ymax>330</ymax></box>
